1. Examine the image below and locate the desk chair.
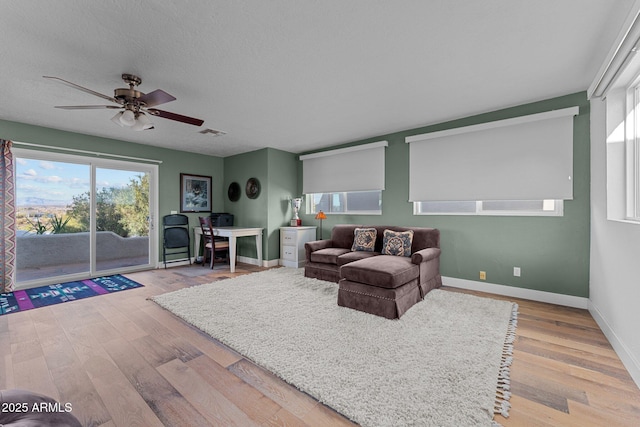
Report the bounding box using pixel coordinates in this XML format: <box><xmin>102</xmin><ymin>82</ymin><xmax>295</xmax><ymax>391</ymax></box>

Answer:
<box><xmin>198</xmin><ymin>216</ymin><xmax>230</xmax><ymax>268</ymax></box>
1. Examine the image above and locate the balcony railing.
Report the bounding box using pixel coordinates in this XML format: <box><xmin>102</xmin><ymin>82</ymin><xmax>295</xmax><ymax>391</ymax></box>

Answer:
<box><xmin>16</xmin><ymin>231</ymin><xmax>149</xmax><ymax>282</ymax></box>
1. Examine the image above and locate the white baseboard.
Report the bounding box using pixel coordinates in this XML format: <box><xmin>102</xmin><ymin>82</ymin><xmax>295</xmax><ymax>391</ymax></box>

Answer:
<box><xmin>588</xmin><ymin>301</ymin><xmax>640</xmax><ymax>388</ymax></box>
<box><xmin>236</xmin><ymin>255</ymin><xmax>279</xmax><ymax>268</ymax></box>
<box><xmin>158</xmin><ymin>259</ymin><xmax>192</xmax><ymax>268</ymax></box>
<box><xmin>443</xmin><ymin>276</ymin><xmax>589</xmax><ymax>309</ymax></box>
<box><xmin>263</xmin><ymin>258</ymin><xmax>281</xmax><ymax>268</ymax></box>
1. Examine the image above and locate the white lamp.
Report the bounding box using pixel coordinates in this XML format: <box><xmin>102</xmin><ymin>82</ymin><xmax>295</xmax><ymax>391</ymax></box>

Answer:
<box><xmin>131</xmin><ymin>112</ymin><xmax>154</xmax><ymax>131</ymax></box>
<box><xmin>111</xmin><ymin>111</ymin><xmax>125</xmax><ymax>126</ymax></box>
<box><xmin>119</xmin><ymin>109</ymin><xmax>136</xmax><ymax>127</ymax></box>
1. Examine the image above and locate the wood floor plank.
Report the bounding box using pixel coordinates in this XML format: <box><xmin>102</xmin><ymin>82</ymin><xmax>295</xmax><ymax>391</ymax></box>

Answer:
<box><xmin>566</xmin><ymin>400</ymin><xmax>640</xmax><ymax>427</ymax></box>
<box><xmin>158</xmin><ymin>357</ymin><xmax>259</xmax><ymax>426</ymax></box>
<box><xmin>186</xmin><ymin>354</ymin><xmax>282</xmax><ymax>424</ymax></box>
<box><xmin>125</xmin><ymin>309</ymin><xmax>204</xmax><ymax>363</ymax></box>
<box><xmin>301</xmin><ymin>402</ymin><xmax>359</xmax><ymax>427</ymax></box>
<box><xmin>63</xmin><ymin>323</ymin><xmax>121</xmax><ymax>381</ymax></box>
<box><xmin>228</xmin><ymin>358</ymin><xmax>319</xmax><ymax>420</ymax></box>
<box><xmin>499</xmin><ymin>395</ymin><xmax>573</xmax><ymax>427</ymax></box>
<box><xmin>11</xmin><ymin>355</ymin><xmax>60</xmax><ymax>402</ymax></box>
<box><xmin>261</xmin><ymin>407</ymin><xmax>310</xmax><ymax>427</ymax></box>
<box><xmin>8</xmin><ymin>311</ymin><xmax>38</xmax><ymax>344</ymax></box>
<box><xmin>130</xmin><ymin>334</ymin><xmax>180</xmax><ymax>368</ymax></box>
<box><xmin>93</xmin><ymin>302</ymin><xmax>148</xmax><ymax>342</ymax></box>
<box><xmin>517</xmin><ymin>324</ymin><xmax>620</xmax><ymax>359</ymax></box>
<box><xmin>513</xmin><ymin>349</ymin><xmax>640</xmax><ymax>407</ymax></box>
<box><xmin>104</xmin><ymin>336</ymin><xmax>210</xmax><ymax>427</ymax></box>
<box><xmin>10</xmin><ymin>338</ymin><xmax>43</xmax><ymax>364</ymax></box>
<box><xmin>0</xmin><ymin>314</ymin><xmax>8</xmax><ymax>333</ymax></box>
<box><xmin>143</xmin><ymin>303</ymin><xmax>243</xmax><ymax>367</ymax></box>
<box><xmin>1</xmin><ymin>350</ymin><xmax>14</xmax><ymax>389</ymax></box>
<box><xmin>90</xmin><ymin>369</ymin><xmax>165</xmax><ymax>427</ymax></box>
<box><xmin>515</xmin><ymin>335</ymin><xmax>631</xmax><ymax>380</ymax></box>
<box><xmin>509</xmin><ymin>379</ymin><xmax>571</xmax><ymax>413</ymax></box>
<box><xmin>48</xmin><ymin>361</ymin><xmax>112</xmax><ymax>427</ymax></box>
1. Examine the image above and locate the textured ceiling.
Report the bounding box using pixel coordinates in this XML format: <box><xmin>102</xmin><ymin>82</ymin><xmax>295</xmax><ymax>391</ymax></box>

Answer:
<box><xmin>0</xmin><ymin>0</ymin><xmax>634</xmax><ymax>157</ymax></box>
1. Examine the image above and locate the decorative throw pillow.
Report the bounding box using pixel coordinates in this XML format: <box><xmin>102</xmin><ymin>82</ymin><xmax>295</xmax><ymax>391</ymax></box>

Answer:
<box><xmin>381</xmin><ymin>229</ymin><xmax>414</xmax><ymax>257</ymax></box>
<box><xmin>351</xmin><ymin>227</ymin><xmax>377</xmax><ymax>252</ymax></box>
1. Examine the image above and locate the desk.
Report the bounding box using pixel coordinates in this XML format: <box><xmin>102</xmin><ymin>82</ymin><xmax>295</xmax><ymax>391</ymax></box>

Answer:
<box><xmin>193</xmin><ymin>226</ymin><xmax>263</xmax><ymax>273</ymax></box>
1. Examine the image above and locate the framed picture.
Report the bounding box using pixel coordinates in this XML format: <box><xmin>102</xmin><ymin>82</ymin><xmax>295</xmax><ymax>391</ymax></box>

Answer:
<box><xmin>180</xmin><ymin>173</ymin><xmax>212</xmax><ymax>212</ymax></box>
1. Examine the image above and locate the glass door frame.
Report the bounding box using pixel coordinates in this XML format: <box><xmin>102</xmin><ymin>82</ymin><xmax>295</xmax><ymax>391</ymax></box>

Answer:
<box><xmin>13</xmin><ymin>148</ymin><xmax>159</xmax><ymax>289</ymax></box>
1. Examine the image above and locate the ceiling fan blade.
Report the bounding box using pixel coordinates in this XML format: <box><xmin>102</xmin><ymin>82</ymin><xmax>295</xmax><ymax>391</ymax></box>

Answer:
<box><xmin>138</xmin><ymin>89</ymin><xmax>176</xmax><ymax>107</ymax></box>
<box><xmin>54</xmin><ymin>105</ymin><xmax>122</xmax><ymax>110</ymax></box>
<box><xmin>43</xmin><ymin>76</ymin><xmax>120</xmax><ymax>104</ymax></box>
<box><xmin>146</xmin><ymin>108</ymin><xmax>204</xmax><ymax>126</ymax></box>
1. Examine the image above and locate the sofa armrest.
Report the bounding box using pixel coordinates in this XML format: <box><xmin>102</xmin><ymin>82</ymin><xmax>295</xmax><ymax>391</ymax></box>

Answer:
<box><xmin>411</xmin><ymin>247</ymin><xmax>441</xmax><ymax>264</ymax></box>
<box><xmin>305</xmin><ymin>239</ymin><xmax>333</xmax><ymax>261</ymax></box>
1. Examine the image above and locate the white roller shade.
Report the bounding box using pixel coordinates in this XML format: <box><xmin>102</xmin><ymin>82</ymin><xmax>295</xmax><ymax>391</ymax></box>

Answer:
<box><xmin>406</xmin><ymin>107</ymin><xmax>578</xmax><ymax>202</ymax></box>
<box><xmin>300</xmin><ymin>141</ymin><xmax>387</xmax><ymax>194</ymax></box>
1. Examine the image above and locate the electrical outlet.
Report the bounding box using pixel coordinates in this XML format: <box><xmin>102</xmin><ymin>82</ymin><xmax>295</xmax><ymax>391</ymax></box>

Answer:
<box><xmin>171</xmin><ymin>210</ymin><xmax>177</xmax><ymax>214</ymax></box>
<box><xmin>513</xmin><ymin>267</ymin><xmax>521</xmax><ymax>277</ymax></box>
<box><xmin>479</xmin><ymin>271</ymin><xmax>486</xmax><ymax>280</ymax></box>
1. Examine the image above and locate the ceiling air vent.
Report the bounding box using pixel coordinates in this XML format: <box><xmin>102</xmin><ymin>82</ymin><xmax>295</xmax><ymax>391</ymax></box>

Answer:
<box><xmin>198</xmin><ymin>128</ymin><xmax>227</xmax><ymax>137</ymax></box>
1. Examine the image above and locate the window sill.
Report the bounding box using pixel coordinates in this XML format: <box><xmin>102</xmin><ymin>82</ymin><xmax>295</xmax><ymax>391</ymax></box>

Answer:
<box><xmin>319</xmin><ymin>211</ymin><xmax>382</xmax><ymax>216</ymax></box>
<box><xmin>607</xmin><ymin>218</ymin><xmax>640</xmax><ymax>225</ymax></box>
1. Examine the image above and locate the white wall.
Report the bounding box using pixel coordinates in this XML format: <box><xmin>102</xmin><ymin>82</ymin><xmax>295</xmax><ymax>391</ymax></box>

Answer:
<box><xmin>590</xmin><ymin>99</ymin><xmax>640</xmax><ymax>387</ymax></box>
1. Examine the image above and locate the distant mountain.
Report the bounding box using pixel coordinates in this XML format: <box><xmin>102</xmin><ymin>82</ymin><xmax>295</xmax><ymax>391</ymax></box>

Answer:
<box><xmin>16</xmin><ymin>197</ymin><xmax>69</xmax><ymax>207</ymax></box>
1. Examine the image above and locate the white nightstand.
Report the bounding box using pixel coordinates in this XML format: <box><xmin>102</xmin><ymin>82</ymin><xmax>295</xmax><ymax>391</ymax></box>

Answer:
<box><xmin>280</xmin><ymin>226</ymin><xmax>317</xmax><ymax>268</ymax></box>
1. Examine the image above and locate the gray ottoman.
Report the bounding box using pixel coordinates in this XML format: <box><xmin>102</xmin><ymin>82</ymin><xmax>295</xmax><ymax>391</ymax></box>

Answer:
<box><xmin>338</xmin><ymin>255</ymin><xmax>423</xmax><ymax>319</ymax></box>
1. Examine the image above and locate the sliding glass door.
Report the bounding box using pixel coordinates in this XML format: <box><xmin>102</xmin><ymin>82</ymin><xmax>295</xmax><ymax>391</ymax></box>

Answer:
<box><xmin>13</xmin><ymin>149</ymin><xmax>158</xmax><ymax>288</ymax></box>
<box><xmin>95</xmin><ymin>167</ymin><xmax>151</xmax><ymax>272</ymax></box>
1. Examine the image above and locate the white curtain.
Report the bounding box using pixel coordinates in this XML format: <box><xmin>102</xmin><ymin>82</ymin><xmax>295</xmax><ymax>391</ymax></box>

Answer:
<box><xmin>406</xmin><ymin>107</ymin><xmax>578</xmax><ymax>202</ymax></box>
<box><xmin>301</xmin><ymin>141</ymin><xmax>387</xmax><ymax>194</ymax></box>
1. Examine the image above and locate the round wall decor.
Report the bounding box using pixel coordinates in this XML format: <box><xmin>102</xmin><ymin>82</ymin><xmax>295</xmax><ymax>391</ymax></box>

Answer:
<box><xmin>245</xmin><ymin>177</ymin><xmax>261</xmax><ymax>199</ymax></box>
<box><xmin>228</xmin><ymin>182</ymin><xmax>241</xmax><ymax>202</ymax></box>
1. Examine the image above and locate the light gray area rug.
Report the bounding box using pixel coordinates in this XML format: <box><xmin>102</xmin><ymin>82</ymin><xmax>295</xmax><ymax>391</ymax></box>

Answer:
<box><xmin>152</xmin><ymin>268</ymin><xmax>517</xmax><ymax>427</ymax></box>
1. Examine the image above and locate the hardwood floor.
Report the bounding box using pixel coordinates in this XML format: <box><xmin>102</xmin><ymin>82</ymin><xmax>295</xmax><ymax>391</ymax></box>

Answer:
<box><xmin>2</xmin><ymin>264</ymin><xmax>639</xmax><ymax>426</ymax></box>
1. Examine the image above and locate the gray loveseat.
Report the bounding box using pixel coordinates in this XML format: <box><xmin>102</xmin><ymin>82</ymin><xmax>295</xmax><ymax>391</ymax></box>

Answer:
<box><xmin>304</xmin><ymin>224</ymin><xmax>442</xmax><ymax>318</ymax></box>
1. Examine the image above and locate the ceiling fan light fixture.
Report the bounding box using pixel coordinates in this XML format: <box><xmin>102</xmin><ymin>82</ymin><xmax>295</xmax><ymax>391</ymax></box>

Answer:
<box><xmin>119</xmin><ymin>109</ymin><xmax>136</xmax><ymax>127</ymax></box>
<box><xmin>131</xmin><ymin>112</ymin><xmax>154</xmax><ymax>131</ymax></box>
<box><xmin>111</xmin><ymin>111</ymin><xmax>125</xmax><ymax>127</ymax></box>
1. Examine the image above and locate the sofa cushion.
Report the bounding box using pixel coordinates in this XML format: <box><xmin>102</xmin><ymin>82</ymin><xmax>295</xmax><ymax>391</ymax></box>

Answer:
<box><xmin>337</xmin><ymin>250</ymin><xmax>380</xmax><ymax>266</ymax></box>
<box><xmin>381</xmin><ymin>229</ymin><xmax>414</xmax><ymax>257</ymax></box>
<box><xmin>351</xmin><ymin>227</ymin><xmax>377</xmax><ymax>252</ymax></box>
<box><xmin>340</xmin><ymin>255</ymin><xmax>419</xmax><ymax>289</ymax></box>
<box><xmin>310</xmin><ymin>247</ymin><xmax>351</xmax><ymax>264</ymax></box>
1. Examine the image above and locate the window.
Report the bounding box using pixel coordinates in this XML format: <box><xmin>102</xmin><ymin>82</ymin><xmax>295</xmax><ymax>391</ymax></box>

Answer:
<box><xmin>631</xmin><ymin>85</ymin><xmax>640</xmax><ymax>220</ymax></box>
<box><xmin>300</xmin><ymin>141</ymin><xmax>387</xmax><ymax>215</ymax></box>
<box><xmin>589</xmin><ymin>4</ymin><xmax>640</xmax><ymax>224</ymax></box>
<box><xmin>414</xmin><ymin>199</ymin><xmax>563</xmax><ymax>216</ymax></box>
<box><xmin>308</xmin><ymin>190</ymin><xmax>382</xmax><ymax>215</ymax></box>
<box><xmin>598</xmin><ymin>62</ymin><xmax>640</xmax><ymax>223</ymax></box>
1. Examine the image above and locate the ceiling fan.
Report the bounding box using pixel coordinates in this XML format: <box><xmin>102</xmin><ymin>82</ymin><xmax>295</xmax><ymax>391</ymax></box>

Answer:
<box><xmin>43</xmin><ymin>74</ymin><xmax>204</xmax><ymax>131</ymax></box>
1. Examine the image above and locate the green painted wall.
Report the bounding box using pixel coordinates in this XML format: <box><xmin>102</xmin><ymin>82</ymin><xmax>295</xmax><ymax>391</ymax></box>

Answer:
<box><xmin>223</xmin><ymin>149</ymin><xmax>267</xmax><ymax>259</ymax></box>
<box><xmin>266</xmin><ymin>148</ymin><xmax>299</xmax><ymax>259</ymax></box>
<box><xmin>223</xmin><ymin>147</ymin><xmax>298</xmax><ymax>261</ymax></box>
<box><xmin>0</xmin><ymin>119</ymin><xmax>224</xmax><ymax>262</ymax></box>
<box><xmin>299</xmin><ymin>92</ymin><xmax>591</xmax><ymax>297</ymax></box>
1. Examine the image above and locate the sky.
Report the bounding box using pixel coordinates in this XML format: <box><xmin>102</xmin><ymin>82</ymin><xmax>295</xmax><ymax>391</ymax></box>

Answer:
<box><xmin>15</xmin><ymin>157</ymin><xmax>145</xmax><ymax>206</ymax></box>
